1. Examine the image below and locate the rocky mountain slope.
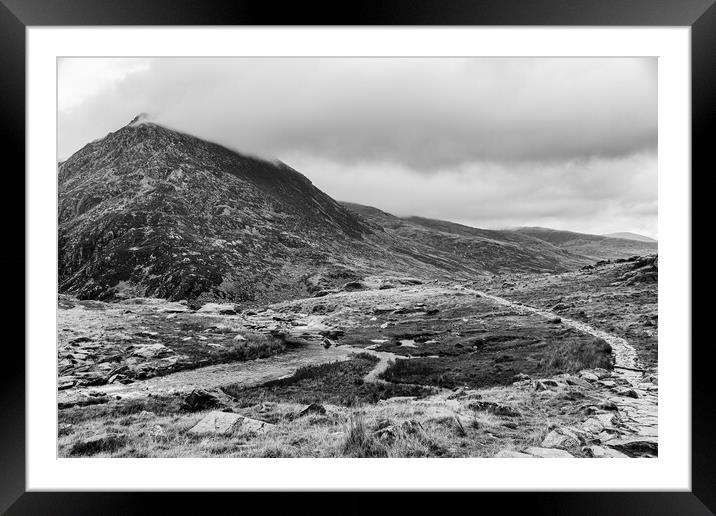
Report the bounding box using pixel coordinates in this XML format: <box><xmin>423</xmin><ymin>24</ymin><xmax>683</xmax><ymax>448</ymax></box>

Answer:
<box><xmin>512</xmin><ymin>227</ymin><xmax>657</xmax><ymax>261</ymax></box>
<box><xmin>59</xmin><ymin>117</ymin><xmax>629</xmax><ymax>303</ymax></box>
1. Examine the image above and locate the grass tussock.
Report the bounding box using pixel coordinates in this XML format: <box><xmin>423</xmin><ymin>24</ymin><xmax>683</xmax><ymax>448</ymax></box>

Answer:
<box><xmin>341</xmin><ymin>412</ymin><xmax>388</xmax><ymax>458</ymax></box>
<box><xmin>540</xmin><ymin>337</ymin><xmax>613</xmax><ymax>373</ymax></box>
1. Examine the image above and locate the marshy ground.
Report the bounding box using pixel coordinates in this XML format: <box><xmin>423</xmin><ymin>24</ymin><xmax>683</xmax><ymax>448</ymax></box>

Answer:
<box><xmin>57</xmin><ymin>261</ymin><xmax>657</xmax><ymax>458</ymax></box>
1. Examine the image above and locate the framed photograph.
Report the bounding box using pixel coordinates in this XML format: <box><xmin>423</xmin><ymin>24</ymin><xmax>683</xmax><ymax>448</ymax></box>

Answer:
<box><xmin>5</xmin><ymin>0</ymin><xmax>711</xmax><ymax>511</ymax></box>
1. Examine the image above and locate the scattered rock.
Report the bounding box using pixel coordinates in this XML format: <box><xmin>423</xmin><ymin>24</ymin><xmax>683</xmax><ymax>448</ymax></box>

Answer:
<box><xmin>233</xmin><ymin>334</ymin><xmax>246</xmax><ymax>341</ymax></box>
<box><xmin>188</xmin><ymin>411</ymin><xmax>274</xmax><ymax>436</ymax></box>
<box><xmin>322</xmin><ymin>338</ymin><xmax>334</xmax><ymax>349</ymax></box>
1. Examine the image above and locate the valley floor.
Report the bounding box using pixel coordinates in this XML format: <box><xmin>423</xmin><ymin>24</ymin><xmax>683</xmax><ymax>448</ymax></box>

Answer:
<box><xmin>57</xmin><ymin>263</ymin><xmax>658</xmax><ymax>458</ymax></box>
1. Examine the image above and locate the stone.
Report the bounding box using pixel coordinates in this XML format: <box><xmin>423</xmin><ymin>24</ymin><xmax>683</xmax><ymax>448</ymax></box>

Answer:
<box><xmin>322</xmin><ymin>338</ymin><xmax>334</xmax><ymax>349</ymax></box>
<box><xmin>180</xmin><ymin>389</ymin><xmax>226</xmax><ymax>412</ymax></box>
<box><xmin>188</xmin><ymin>411</ymin><xmax>274</xmax><ymax>436</ymax></box>
<box><xmin>595</xmin><ymin>413</ymin><xmax>617</xmax><ymax>427</ymax></box>
<box><xmin>524</xmin><ymin>447</ymin><xmax>574</xmax><ymax>458</ymax></box>
<box><xmin>298</xmin><ymin>403</ymin><xmax>327</xmax><ymax>417</ymax></box>
<box><xmin>598</xmin><ymin>400</ymin><xmax>619</xmax><ymax>411</ymax></box>
<box><xmin>588</xmin><ymin>445</ymin><xmax>629</xmax><ymax>458</ymax></box>
<box><xmin>592</xmin><ymin>368</ymin><xmax>612</xmax><ymax>379</ymax></box>
<box><xmin>597</xmin><ymin>431</ymin><xmax>618</xmax><ymax>443</ymax></box>
<box><xmin>582</xmin><ymin>418</ymin><xmax>605</xmax><ymax>434</ymax></box>
<box><xmin>535</xmin><ymin>379</ymin><xmax>559</xmax><ymax>391</ymax></box>
<box><xmin>233</xmin><ymin>334</ymin><xmax>247</xmax><ymax>341</ymax></box>
<box><xmin>149</xmin><ymin>424</ymin><xmax>166</xmax><ymax>438</ymax></box>
<box><xmin>566</xmin><ymin>376</ymin><xmax>591</xmax><ymax>388</ymax></box>
<box><xmin>131</xmin><ymin>343</ymin><xmax>173</xmax><ymax>359</ymax></box>
<box><xmin>541</xmin><ymin>429</ymin><xmax>579</xmax><ymax>449</ymax></box>
<box><xmin>579</xmin><ymin>372</ymin><xmax>599</xmax><ymax>382</ymax></box>
<box><xmin>512</xmin><ymin>372</ymin><xmax>531</xmax><ymax>382</ymax></box>
<box><xmin>495</xmin><ymin>450</ymin><xmax>533</xmax><ymax>458</ymax></box>
<box><xmin>549</xmin><ymin>317</ymin><xmax>562</xmax><ymax>324</ymax></box>
<box><xmin>606</xmin><ymin>436</ymin><xmax>658</xmax><ymax>457</ymax></box>
<box><xmin>70</xmin><ymin>432</ymin><xmax>127</xmax><ymax>456</ymax></box>
<box><xmin>468</xmin><ymin>401</ymin><xmax>520</xmax><ymax>418</ymax></box>
<box><xmin>596</xmin><ymin>380</ymin><xmax>616</xmax><ymax>388</ymax></box>
<box><xmin>615</xmin><ymin>388</ymin><xmax>639</xmax><ymax>399</ymax></box>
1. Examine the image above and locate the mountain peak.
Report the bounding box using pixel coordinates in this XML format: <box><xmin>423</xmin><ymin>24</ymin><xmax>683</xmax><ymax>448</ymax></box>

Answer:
<box><xmin>127</xmin><ymin>112</ymin><xmax>153</xmax><ymax>127</ymax></box>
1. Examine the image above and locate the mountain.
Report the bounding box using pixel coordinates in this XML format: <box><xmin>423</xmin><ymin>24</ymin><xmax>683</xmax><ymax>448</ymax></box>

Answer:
<box><xmin>58</xmin><ymin>117</ymin><xmax>627</xmax><ymax>303</ymax></box>
<box><xmin>511</xmin><ymin>227</ymin><xmax>657</xmax><ymax>261</ymax></box>
<box><xmin>602</xmin><ymin>232</ymin><xmax>657</xmax><ymax>243</ymax></box>
<box><xmin>59</xmin><ymin>117</ymin><xmax>380</xmax><ymax>302</ymax></box>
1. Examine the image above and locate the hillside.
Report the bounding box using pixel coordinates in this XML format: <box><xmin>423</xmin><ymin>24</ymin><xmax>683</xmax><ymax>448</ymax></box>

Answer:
<box><xmin>59</xmin><ymin>117</ymin><xmax>619</xmax><ymax>304</ymax></box>
<box><xmin>343</xmin><ymin>203</ymin><xmax>588</xmax><ymax>274</ymax></box>
<box><xmin>512</xmin><ymin>227</ymin><xmax>657</xmax><ymax>261</ymax></box>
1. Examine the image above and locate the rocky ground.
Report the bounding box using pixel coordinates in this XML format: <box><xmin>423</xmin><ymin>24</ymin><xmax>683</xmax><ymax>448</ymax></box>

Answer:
<box><xmin>58</xmin><ymin>265</ymin><xmax>657</xmax><ymax>458</ymax></box>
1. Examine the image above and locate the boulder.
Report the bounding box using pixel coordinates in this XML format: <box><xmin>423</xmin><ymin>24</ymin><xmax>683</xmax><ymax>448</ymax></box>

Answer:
<box><xmin>188</xmin><ymin>411</ymin><xmax>274</xmax><ymax>436</ymax></box>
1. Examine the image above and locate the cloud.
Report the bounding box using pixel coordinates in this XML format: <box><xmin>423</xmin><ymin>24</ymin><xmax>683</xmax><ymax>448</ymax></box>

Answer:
<box><xmin>58</xmin><ymin>57</ymin><xmax>657</xmax><ymax>237</ymax></box>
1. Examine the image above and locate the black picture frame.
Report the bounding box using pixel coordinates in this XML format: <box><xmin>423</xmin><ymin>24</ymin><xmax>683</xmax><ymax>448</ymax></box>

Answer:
<box><xmin>3</xmin><ymin>0</ymin><xmax>711</xmax><ymax>513</ymax></box>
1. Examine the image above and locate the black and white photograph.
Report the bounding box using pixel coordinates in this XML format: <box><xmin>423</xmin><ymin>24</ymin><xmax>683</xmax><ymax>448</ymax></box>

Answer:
<box><xmin>56</xmin><ymin>56</ymin><xmax>659</xmax><ymax>459</ymax></box>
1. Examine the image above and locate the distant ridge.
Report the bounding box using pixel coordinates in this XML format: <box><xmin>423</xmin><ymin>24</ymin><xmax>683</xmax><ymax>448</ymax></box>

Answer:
<box><xmin>512</xmin><ymin>227</ymin><xmax>657</xmax><ymax>261</ymax></box>
<box><xmin>602</xmin><ymin>232</ymin><xmax>657</xmax><ymax>243</ymax></box>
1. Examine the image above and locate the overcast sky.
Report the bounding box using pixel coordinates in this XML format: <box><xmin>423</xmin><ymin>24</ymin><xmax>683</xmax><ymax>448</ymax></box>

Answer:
<box><xmin>58</xmin><ymin>57</ymin><xmax>657</xmax><ymax>238</ymax></box>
